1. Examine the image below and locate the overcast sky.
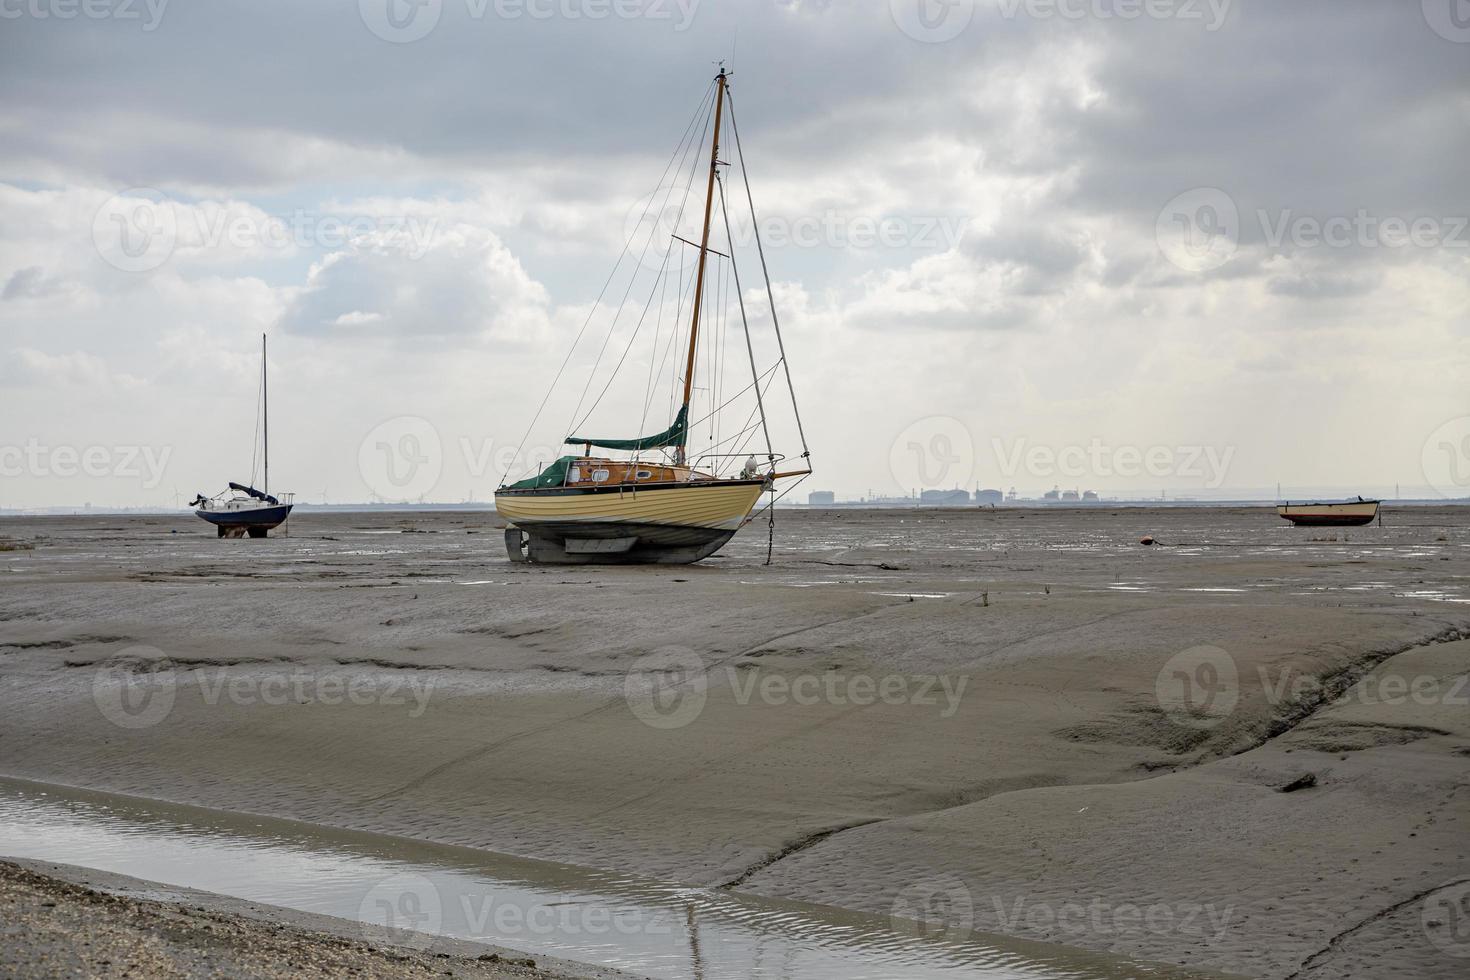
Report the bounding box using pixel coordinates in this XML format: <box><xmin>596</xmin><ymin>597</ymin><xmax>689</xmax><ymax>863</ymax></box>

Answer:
<box><xmin>2</xmin><ymin>0</ymin><xmax>1467</xmax><ymax>508</ymax></box>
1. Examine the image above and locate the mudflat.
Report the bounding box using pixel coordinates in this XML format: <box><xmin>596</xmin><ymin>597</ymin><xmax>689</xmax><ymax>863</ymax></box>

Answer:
<box><xmin>1</xmin><ymin>506</ymin><xmax>1467</xmax><ymax>978</ymax></box>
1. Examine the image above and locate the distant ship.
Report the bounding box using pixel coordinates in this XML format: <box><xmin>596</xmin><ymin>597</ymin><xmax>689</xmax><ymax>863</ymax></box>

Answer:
<box><xmin>191</xmin><ymin>334</ymin><xmax>294</xmax><ymax>537</ymax></box>
<box><xmin>1277</xmin><ymin>497</ymin><xmax>1379</xmax><ymax>527</ymax></box>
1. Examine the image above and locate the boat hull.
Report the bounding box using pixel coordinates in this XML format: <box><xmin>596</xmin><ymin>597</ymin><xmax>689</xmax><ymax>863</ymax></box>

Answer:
<box><xmin>495</xmin><ymin>479</ymin><xmax>764</xmax><ymax>564</ymax></box>
<box><xmin>1277</xmin><ymin>501</ymin><xmax>1379</xmax><ymax>527</ymax></box>
<box><xmin>195</xmin><ymin>503</ymin><xmax>294</xmax><ymax>537</ymax></box>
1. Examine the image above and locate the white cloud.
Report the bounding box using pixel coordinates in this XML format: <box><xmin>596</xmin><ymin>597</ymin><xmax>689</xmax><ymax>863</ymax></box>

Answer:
<box><xmin>5</xmin><ymin>348</ymin><xmax>143</xmax><ymax>390</ymax></box>
<box><xmin>277</xmin><ymin>218</ymin><xmax>550</xmax><ymax>341</ymax></box>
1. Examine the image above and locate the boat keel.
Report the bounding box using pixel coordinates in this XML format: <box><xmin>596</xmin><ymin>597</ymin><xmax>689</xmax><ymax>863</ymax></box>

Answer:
<box><xmin>504</xmin><ymin>525</ymin><xmax>733</xmax><ymax>565</ymax></box>
<box><xmin>216</xmin><ymin>526</ymin><xmax>274</xmax><ymax>538</ymax></box>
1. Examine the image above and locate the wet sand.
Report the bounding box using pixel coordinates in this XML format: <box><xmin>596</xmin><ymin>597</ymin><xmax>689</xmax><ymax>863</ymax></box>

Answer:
<box><xmin>1</xmin><ymin>506</ymin><xmax>1467</xmax><ymax>977</ymax></box>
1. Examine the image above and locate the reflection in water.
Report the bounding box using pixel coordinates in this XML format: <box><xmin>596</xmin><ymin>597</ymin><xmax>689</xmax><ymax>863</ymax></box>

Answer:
<box><xmin>0</xmin><ymin>778</ymin><xmax>1223</xmax><ymax>980</ymax></box>
<box><xmin>688</xmin><ymin>902</ymin><xmax>706</xmax><ymax>980</ymax></box>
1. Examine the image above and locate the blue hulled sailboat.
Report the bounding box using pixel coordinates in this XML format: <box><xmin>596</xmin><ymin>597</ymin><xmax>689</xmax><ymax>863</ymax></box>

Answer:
<box><xmin>191</xmin><ymin>334</ymin><xmax>294</xmax><ymax>537</ymax></box>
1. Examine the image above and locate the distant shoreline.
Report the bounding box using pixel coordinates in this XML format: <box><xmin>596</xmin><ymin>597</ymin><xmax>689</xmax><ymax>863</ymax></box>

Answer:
<box><xmin>2</xmin><ymin>499</ymin><xmax>1466</xmax><ymax>518</ymax></box>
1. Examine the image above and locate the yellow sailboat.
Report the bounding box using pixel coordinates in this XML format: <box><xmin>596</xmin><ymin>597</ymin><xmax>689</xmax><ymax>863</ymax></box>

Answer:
<box><xmin>495</xmin><ymin>68</ymin><xmax>809</xmax><ymax>564</ymax></box>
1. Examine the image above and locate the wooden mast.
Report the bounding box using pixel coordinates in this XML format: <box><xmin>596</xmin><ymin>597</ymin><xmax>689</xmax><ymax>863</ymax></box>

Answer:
<box><xmin>676</xmin><ymin>67</ymin><xmax>727</xmax><ymax>464</ymax></box>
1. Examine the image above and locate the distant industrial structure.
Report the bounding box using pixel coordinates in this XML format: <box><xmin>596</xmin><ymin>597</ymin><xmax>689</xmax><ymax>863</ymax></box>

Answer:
<box><xmin>801</xmin><ymin>486</ymin><xmax>1103</xmax><ymax>507</ymax></box>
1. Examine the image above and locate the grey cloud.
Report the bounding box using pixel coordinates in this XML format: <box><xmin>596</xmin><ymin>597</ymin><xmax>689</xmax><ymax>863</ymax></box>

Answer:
<box><xmin>1266</xmin><ymin>268</ymin><xmax>1382</xmax><ymax>300</ymax></box>
<box><xmin>2</xmin><ymin>266</ymin><xmax>64</xmax><ymax>300</ymax></box>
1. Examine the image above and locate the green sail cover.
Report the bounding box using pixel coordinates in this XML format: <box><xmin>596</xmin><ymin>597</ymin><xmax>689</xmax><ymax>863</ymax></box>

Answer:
<box><xmin>504</xmin><ymin>456</ymin><xmax>575</xmax><ymax>491</ymax></box>
<box><xmin>565</xmin><ymin>405</ymin><xmax>688</xmax><ymax>453</ymax></box>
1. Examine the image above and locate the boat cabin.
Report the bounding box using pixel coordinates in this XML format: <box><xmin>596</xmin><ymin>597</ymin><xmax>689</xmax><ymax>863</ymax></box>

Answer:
<box><xmin>563</xmin><ymin>458</ymin><xmax>708</xmax><ymax>488</ymax></box>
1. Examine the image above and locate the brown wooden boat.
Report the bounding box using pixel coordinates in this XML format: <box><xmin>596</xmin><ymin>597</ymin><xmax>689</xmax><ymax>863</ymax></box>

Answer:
<box><xmin>1277</xmin><ymin>498</ymin><xmax>1380</xmax><ymax>527</ymax></box>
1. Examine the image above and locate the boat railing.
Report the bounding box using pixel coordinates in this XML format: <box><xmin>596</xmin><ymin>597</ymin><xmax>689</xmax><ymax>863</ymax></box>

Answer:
<box><xmin>205</xmin><ymin>489</ymin><xmax>294</xmax><ymax>507</ymax></box>
<box><xmin>691</xmin><ymin>452</ymin><xmax>787</xmax><ymax>480</ymax></box>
